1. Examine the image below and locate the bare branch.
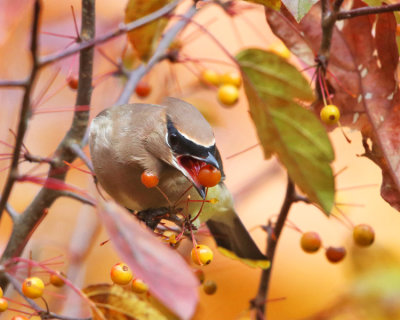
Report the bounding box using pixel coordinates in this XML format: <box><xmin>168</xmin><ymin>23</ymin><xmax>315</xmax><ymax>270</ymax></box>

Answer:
<box><xmin>252</xmin><ymin>176</ymin><xmax>296</xmax><ymax>319</ymax></box>
<box><xmin>337</xmin><ymin>3</ymin><xmax>400</xmax><ymax>20</ymax></box>
<box><xmin>0</xmin><ymin>0</ymin><xmax>96</xmax><ymax>290</ymax></box>
<box><xmin>116</xmin><ymin>4</ymin><xmax>198</xmax><ymax>105</ymax></box>
<box><xmin>39</xmin><ymin>0</ymin><xmax>181</xmax><ymax>68</ymax></box>
<box><xmin>5</xmin><ymin>202</ymin><xmax>19</xmax><ymax>222</ymax></box>
<box><xmin>0</xmin><ymin>0</ymin><xmax>41</xmax><ymax>221</ymax></box>
<box><xmin>59</xmin><ymin>190</ymin><xmax>96</xmax><ymax>206</ymax></box>
<box><xmin>69</xmin><ymin>142</ymin><xmax>94</xmax><ymax>173</ymax></box>
<box><xmin>0</xmin><ymin>80</ymin><xmax>27</xmax><ymax>88</ymax></box>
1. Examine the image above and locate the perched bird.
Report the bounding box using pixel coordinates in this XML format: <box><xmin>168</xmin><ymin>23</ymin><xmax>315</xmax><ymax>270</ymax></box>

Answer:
<box><xmin>89</xmin><ymin>97</ymin><xmax>268</xmax><ymax>268</ymax></box>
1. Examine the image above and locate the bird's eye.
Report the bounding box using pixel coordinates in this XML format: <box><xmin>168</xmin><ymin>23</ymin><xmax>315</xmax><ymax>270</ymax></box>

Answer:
<box><xmin>168</xmin><ymin>133</ymin><xmax>179</xmax><ymax>148</ymax></box>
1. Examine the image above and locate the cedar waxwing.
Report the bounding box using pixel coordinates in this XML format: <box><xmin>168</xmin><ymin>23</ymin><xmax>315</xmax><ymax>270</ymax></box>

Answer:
<box><xmin>89</xmin><ymin>97</ymin><xmax>269</xmax><ymax>268</ymax></box>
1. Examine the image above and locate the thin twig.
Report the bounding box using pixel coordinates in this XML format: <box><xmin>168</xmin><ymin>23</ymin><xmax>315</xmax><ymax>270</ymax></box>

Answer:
<box><xmin>115</xmin><ymin>4</ymin><xmax>199</xmax><ymax>105</ymax></box>
<box><xmin>69</xmin><ymin>142</ymin><xmax>94</xmax><ymax>173</ymax></box>
<box><xmin>0</xmin><ymin>0</ymin><xmax>96</xmax><ymax>291</ymax></box>
<box><xmin>0</xmin><ymin>80</ymin><xmax>27</xmax><ymax>88</ymax></box>
<box><xmin>252</xmin><ymin>176</ymin><xmax>296</xmax><ymax>319</ymax></box>
<box><xmin>39</xmin><ymin>0</ymin><xmax>181</xmax><ymax>68</ymax></box>
<box><xmin>5</xmin><ymin>271</ymin><xmax>92</xmax><ymax>320</ymax></box>
<box><xmin>0</xmin><ymin>0</ymin><xmax>41</xmax><ymax>221</ymax></box>
<box><xmin>5</xmin><ymin>202</ymin><xmax>19</xmax><ymax>221</ymax></box>
<box><xmin>59</xmin><ymin>190</ymin><xmax>96</xmax><ymax>206</ymax></box>
<box><xmin>337</xmin><ymin>3</ymin><xmax>400</xmax><ymax>20</ymax></box>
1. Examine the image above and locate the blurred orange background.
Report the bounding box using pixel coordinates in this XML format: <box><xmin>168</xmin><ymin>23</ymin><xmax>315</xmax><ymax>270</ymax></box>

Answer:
<box><xmin>1</xmin><ymin>1</ymin><xmax>400</xmax><ymax>319</ymax></box>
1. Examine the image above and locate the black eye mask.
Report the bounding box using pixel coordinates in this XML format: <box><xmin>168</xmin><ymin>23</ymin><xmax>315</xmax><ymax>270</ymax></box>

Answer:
<box><xmin>166</xmin><ymin>117</ymin><xmax>216</xmax><ymax>159</ymax></box>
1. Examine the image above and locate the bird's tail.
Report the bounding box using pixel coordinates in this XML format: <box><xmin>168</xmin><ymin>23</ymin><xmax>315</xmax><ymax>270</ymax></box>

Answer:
<box><xmin>206</xmin><ymin>211</ymin><xmax>270</xmax><ymax>269</ymax></box>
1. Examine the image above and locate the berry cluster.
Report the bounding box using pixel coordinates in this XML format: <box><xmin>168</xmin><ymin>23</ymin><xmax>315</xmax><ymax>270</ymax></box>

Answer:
<box><xmin>110</xmin><ymin>262</ymin><xmax>149</xmax><ymax>294</ymax></box>
<box><xmin>194</xmin><ymin>269</ymin><xmax>217</xmax><ymax>295</ymax></box>
<box><xmin>200</xmin><ymin>69</ymin><xmax>242</xmax><ymax>107</ymax></box>
<box><xmin>300</xmin><ymin>224</ymin><xmax>375</xmax><ymax>263</ymax></box>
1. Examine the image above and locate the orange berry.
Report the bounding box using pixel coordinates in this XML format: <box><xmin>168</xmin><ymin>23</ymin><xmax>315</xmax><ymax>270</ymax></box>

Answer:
<box><xmin>141</xmin><ymin>171</ymin><xmax>159</xmax><ymax>188</ymax></box>
<box><xmin>217</xmin><ymin>84</ymin><xmax>239</xmax><ymax>106</ymax></box>
<box><xmin>191</xmin><ymin>244</ymin><xmax>213</xmax><ymax>266</ymax></box>
<box><xmin>0</xmin><ymin>287</ymin><xmax>3</xmax><ymax>298</ymax></box>
<box><xmin>50</xmin><ymin>272</ymin><xmax>65</xmax><ymax>287</ymax></box>
<box><xmin>110</xmin><ymin>262</ymin><xmax>133</xmax><ymax>285</ymax></box>
<box><xmin>300</xmin><ymin>232</ymin><xmax>322</xmax><ymax>253</ymax></box>
<box><xmin>353</xmin><ymin>224</ymin><xmax>375</xmax><ymax>247</ymax></box>
<box><xmin>132</xmin><ymin>278</ymin><xmax>149</xmax><ymax>294</ymax></box>
<box><xmin>220</xmin><ymin>71</ymin><xmax>241</xmax><ymax>88</ymax></box>
<box><xmin>325</xmin><ymin>246</ymin><xmax>346</xmax><ymax>263</ymax></box>
<box><xmin>0</xmin><ymin>298</ymin><xmax>7</xmax><ymax>312</ymax></box>
<box><xmin>203</xmin><ymin>280</ymin><xmax>217</xmax><ymax>295</ymax></box>
<box><xmin>197</xmin><ymin>165</ymin><xmax>221</xmax><ymax>188</ymax></box>
<box><xmin>22</xmin><ymin>277</ymin><xmax>45</xmax><ymax>299</ymax></box>
<box><xmin>201</xmin><ymin>69</ymin><xmax>220</xmax><ymax>86</ymax></box>
<box><xmin>320</xmin><ymin>104</ymin><xmax>340</xmax><ymax>125</ymax></box>
<box><xmin>67</xmin><ymin>76</ymin><xmax>79</xmax><ymax>90</ymax></box>
<box><xmin>135</xmin><ymin>81</ymin><xmax>152</xmax><ymax>98</ymax></box>
<box><xmin>11</xmin><ymin>316</ymin><xmax>30</xmax><ymax>320</ymax></box>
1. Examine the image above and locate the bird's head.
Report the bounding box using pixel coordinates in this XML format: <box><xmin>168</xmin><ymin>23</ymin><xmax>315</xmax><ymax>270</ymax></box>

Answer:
<box><xmin>156</xmin><ymin>98</ymin><xmax>223</xmax><ymax>199</ymax></box>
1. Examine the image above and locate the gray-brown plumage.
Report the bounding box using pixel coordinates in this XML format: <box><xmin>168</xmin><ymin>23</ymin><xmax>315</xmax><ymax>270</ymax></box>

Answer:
<box><xmin>89</xmin><ymin>97</ymin><xmax>268</xmax><ymax>266</ymax></box>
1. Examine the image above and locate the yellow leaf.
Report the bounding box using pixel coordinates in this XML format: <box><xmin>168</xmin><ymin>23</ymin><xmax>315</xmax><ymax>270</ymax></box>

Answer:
<box><xmin>243</xmin><ymin>0</ymin><xmax>281</xmax><ymax>10</ymax></box>
<box><xmin>125</xmin><ymin>0</ymin><xmax>172</xmax><ymax>62</ymax></box>
<box><xmin>83</xmin><ymin>284</ymin><xmax>173</xmax><ymax>320</ymax></box>
<box><xmin>217</xmin><ymin>247</ymin><xmax>271</xmax><ymax>269</ymax></box>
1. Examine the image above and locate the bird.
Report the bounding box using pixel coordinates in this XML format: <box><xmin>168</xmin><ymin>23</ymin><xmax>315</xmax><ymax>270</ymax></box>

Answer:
<box><xmin>89</xmin><ymin>97</ymin><xmax>269</xmax><ymax>268</ymax></box>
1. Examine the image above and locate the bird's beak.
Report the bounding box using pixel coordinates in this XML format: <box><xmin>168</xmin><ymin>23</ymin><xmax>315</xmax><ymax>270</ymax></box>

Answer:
<box><xmin>174</xmin><ymin>152</ymin><xmax>220</xmax><ymax>199</ymax></box>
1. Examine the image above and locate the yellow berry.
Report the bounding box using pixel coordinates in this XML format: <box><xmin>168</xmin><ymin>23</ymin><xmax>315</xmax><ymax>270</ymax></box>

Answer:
<box><xmin>191</xmin><ymin>244</ymin><xmax>213</xmax><ymax>266</ymax></box>
<box><xmin>201</xmin><ymin>69</ymin><xmax>220</xmax><ymax>86</ymax></box>
<box><xmin>0</xmin><ymin>287</ymin><xmax>3</xmax><ymax>298</ymax></box>
<box><xmin>0</xmin><ymin>298</ymin><xmax>7</xmax><ymax>312</ymax></box>
<box><xmin>132</xmin><ymin>278</ymin><xmax>149</xmax><ymax>294</ymax></box>
<box><xmin>110</xmin><ymin>262</ymin><xmax>133</xmax><ymax>285</ymax></box>
<box><xmin>220</xmin><ymin>71</ymin><xmax>242</xmax><ymax>88</ymax></box>
<box><xmin>268</xmin><ymin>42</ymin><xmax>291</xmax><ymax>59</ymax></box>
<box><xmin>353</xmin><ymin>224</ymin><xmax>375</xmax><ymax>247</ymax></box>
<box><xmin>203</xmin><ymin>280</ymin><xmax>217</xmax><ymax>295</ymax></box>
<box><xmin>11</xmin><ymin>316</ymin><xmax>30</xmax><ymax>320</ymax></box>
<box><xmin>50</xmin><ymin>272</ymin><xmax>65</xmax><ymax>287</ymax></box>
<box><xmin>22</xmin><ymin>277</ymin><xmax>45</xmax><ymax>299</ymax></box>
<box><xmin>217</xmin><ymin>84</ymin><xmax>239</xmax><ymax>106</ymax></box>
<box><xmin>320</xmin><ymin>104</ymin><xmax>340</xmax><ymax>125</ymax></box>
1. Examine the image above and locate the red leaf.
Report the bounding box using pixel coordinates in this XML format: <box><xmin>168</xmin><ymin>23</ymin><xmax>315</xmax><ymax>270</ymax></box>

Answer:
<box><xmin>97</xmin><ymin>201</ymin><xmax>198</xmax><ymax>320</ymax></box>
<box><xmin>267</xmin><ymin>1</ymin><xmax>400</xmax><ymax>209</ymax></box>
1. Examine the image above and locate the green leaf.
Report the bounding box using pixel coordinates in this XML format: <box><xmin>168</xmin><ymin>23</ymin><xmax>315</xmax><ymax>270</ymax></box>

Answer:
<box><xmin>242</xmin><ymin>0</ymin><xmax>281</xmax><ymax>10</ymax></box>
<box><xmin>282</xmin><ymin>0</ymin><xmax>317</xmax><ymax>21</ymax></box>
<box><xmin>236</xmin><ymin>48</ymin><xmax>335</xmax><ymax>214</ymax></box>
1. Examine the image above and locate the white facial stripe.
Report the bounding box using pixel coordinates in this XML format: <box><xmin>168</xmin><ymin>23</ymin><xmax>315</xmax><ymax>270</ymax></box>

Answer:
<box><xmin>177</xmin><ymin>130</ymin><xmax>215</xmax><ymax>148</ymax></box>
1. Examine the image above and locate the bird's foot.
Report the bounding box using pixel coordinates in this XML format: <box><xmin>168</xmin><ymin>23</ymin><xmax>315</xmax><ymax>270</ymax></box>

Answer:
<box><xmin>136</xmin><ymin>207</ymin><xmax>171</xmax><ymax>229</ymax></box>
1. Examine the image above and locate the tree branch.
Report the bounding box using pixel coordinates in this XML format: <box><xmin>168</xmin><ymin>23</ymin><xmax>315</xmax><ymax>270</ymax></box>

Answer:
<box><xmin>0</xmin><ymin>0</ymin><xmax>41</xmax><ymax>221</ymax></box>
<box><xmin>0</xmin><ymin>80</ymin><xmax>27</xmax><ymax>88</ymax></box>
<box><xmin>115</xmin><ymin>4</ymin><xmax>199</xmax><ymax>105</ymax></box>
<box><xmin>337</xmin><ymin>3</ymin><xmax>400</xmax><ymax>20</ymax></box>
<box><xmin>0</xmin><ymin>0</ymin><xmax>95</xmax><ymax>290</ymax></box>
<box><xmin>252</xmin><ymin>176</ymin><xmax>296</xmax><ymax>319</ymax></box>
<box><xmin>39</xmin><ymin>0</ymin><xmax>181</xmax><ymax>68</ymax></box>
